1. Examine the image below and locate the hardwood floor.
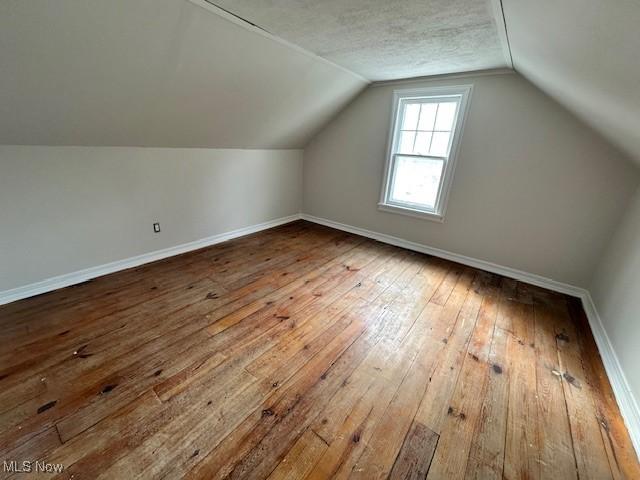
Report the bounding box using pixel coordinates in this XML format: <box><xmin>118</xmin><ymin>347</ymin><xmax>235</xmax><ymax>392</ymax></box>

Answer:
<box><xmin>0</xmin><ymin>220</ymin><xmax>638</xmax><ymax>479</ymax></box>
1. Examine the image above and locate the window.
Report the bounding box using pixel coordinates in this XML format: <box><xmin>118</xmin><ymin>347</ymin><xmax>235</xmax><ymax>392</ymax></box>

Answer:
<box><xmin>379</xmin><ymin>85</ymin><xmax>472</xmax><ymax>221</ymax></box>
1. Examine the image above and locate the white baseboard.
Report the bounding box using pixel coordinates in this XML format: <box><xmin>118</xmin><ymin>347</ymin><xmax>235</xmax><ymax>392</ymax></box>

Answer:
<box><xmin>580</xmin><ymin>292</ymin><xmax>640</xmax><ymax>456</ymax></box>
<box><xmin>0</xmin><ymin>214</ymin><xmax>302</xmax><ymax>306</ymax></box>
<box><xmin>301</xmin><ymin>213</ymin><xmax>640</xmax><ymax>457</ymax></box>
<box><xmin>301</xmin><ymin>213</ymin><xmax>583</xmax><ymax>297</ymax></box>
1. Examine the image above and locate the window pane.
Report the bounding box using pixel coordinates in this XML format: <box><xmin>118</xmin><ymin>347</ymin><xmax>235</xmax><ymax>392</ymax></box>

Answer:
<box><xmin>413</xmin><ymin>132</ymin><xmax>432</xmax><ymax>155</ymax></box>
<box><xmin>390</xmin><ymin>155</ymin><xmax>444</xmax><ymax>209</ymax></box>
<box><xmin>401</xmin><ymin>103</ymin><xmax>420</xmax><ymax>130</ymax></box>
<box><xmin>430</xmin><ymin>132</ymin><xmax>451</xmax><ymax>157</ymax></box>
<box><xmin>418</xmin><ymin>103</ymin><xmax>437</xmax><ymax>131</ymax></box>
<box><xmin>434</xmin><ymin>102</ymin><xmax>458</xmax><ymax>131</ymax></box>
<box><xmin>397</xmin><ymin>131</ymin><xmax>416</xmax><ymax>154</ymax></box>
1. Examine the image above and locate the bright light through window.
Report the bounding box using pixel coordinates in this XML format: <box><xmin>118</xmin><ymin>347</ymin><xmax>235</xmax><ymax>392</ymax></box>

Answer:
<box><xmin>390</xmin><ymin>155</ymin><xmax>444</xmax><ymax>209</ymax></box>
<box><xmin>380</xmin><ymin>85</ymin><xmax>472</xmax><ymax>221</ymax></box>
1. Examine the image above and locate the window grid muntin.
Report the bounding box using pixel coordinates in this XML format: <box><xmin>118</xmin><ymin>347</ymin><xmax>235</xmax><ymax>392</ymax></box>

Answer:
<box><xmin>394</xmin><ymin>97</ymin><xmax>460</xmax><ymax>159</ymax></box>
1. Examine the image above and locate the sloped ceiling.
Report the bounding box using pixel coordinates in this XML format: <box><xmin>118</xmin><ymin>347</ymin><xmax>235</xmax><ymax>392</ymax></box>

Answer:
<box><xmin>210</xmin><ymin>0</ymin><xmax>511</xmax><ymax>81</ymax></box>
<box><xmin>502</xmin><ymin>0</ymin><xmax>640</xmax><ymax>164</ymax></box>
<box><xmin>3</xmin><ymin>0</ymin><xmax>635</xmax><ymax>161</ymax></box>
<box><xmin>0</xmin><ymin>0</ymin><xmax>366</xmax><ymax>148</ymax></box>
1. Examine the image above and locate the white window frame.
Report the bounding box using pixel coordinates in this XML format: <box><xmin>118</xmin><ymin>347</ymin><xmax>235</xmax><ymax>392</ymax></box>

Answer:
<box><xmin>378</xmin><ymin>85</ymin><xmax>473</xmax><ymax>222</ymax></box>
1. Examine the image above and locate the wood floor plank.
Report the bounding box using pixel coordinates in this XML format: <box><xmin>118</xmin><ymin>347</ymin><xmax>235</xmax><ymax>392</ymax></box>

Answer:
<box><xmin>388</xmin><ymin>421</ymin><xmax>439</xmax><ymax>480</ymax></box>
<box><xmin>551</xmin><ymin>297</ymin><xmax>614</xmax><ymax>480</ymax></box>
<box><xmin>426</xmin><ymin>295</ymin><xmax>499</xmax><ymax>479</ymax></box>
<box><xmin>502</xmin><ymin>299</ymin><xmax>541</xmax><ymax>480</ymax></box>
<box><xmin>266</xmin><ymin>429</ymin><xmax>327</xmax><ymax>480</ymax></box>
<box><xmin>347</xmin><ymin>334</ymin><xmax>444</xmax><ymax>480</ymax></box>
<box><xmin>14</xmin><ymin>391</ymin><xmax>163</xmax><ymax>480</ymax></box>
<box><xmin>0</xmin><ymin>221</ymin><xmax>635</xmax><ymax>480</ymax></box>
<box><xmin>0</xmin><ymin>277</ymin><xmax>220</xmax><ymax>396</ymax></box>
<box><xmin>0</xmin><ymin>427</ymin><xmax>61</xmax><ymax>480</ymax></box>
<box><xmin>533</xmin><ymin>296</ymin><xmax>578</xmax><ymax>479</ymax></box>
<box><xmin>217</xmin><ymin>279</ymin><xmax>413</xmax><ymax>480</ymax></box>
<box><xmin>463</xmin><ymin>324</ymin><xmax>510</xmax><ymax>480</ymax></box>
<box><xmin>430</xmin><ymin>264</ymin><xmax>464</xmax><ymax>306</ymax></box>
<box><xmin>412</xmin><ymin>269</ymin><xmax>483</xmax><ymax>434</ymax></box>
<box><xmin>304</xmin><ymin>304</ymin><xmax>445</xmax><ymax>480</ymax></box>
<box><xmin>113</xmin><ymin>251</ymin><xmax>404</xmax><ymax>475</ymax></box>
<box><xmin>0</xmin><ymin>223</ymin><xmax>347</xmax><ymax>362</ymax></box>
<box><xmin>567</xmin><ymin>297</ymin><xmax>640</xmax><ymax>480</ymax></box>
<box><xmin>88</xmin><ymin>251</ymin><xmax>392</xmax><ymax>475</ymax></box>
<box><xmin>346</xmin><ymin>268</ymin><xmax>484</xmax><ymax>480</ymax></box>
<box><xmin>95</xmin><ymin>379</ymin><xmax>267</xmax><ymax>479</ymax></box>
<box><xmin>0</xmin><ymin>236</ymin><xmax>373</xmax><ymax>450</ymax></box>
<box><xmin>0</xmin><ymin>221</ymin><xmax>313</xmax><ymax>340</ymax></box>
<box><xmin>185</xmin><ymin>259</ymin><xmax>432</xmax><ymax>479</ymax></box>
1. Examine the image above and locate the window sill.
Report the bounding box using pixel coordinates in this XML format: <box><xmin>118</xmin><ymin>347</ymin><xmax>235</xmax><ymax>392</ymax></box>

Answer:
<box><xmin>378</xmin><ymin>203</ymin><xmax>445</xmax><ymax>223</ymax></box>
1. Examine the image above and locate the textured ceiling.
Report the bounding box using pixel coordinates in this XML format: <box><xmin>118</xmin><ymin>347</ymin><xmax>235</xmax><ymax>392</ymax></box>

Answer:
<box><xmin>210</xmin><ymin>0</ymin><xmax>511</xmax><ymax>81</ymax></box>
<box><xmin>502</xmin><ymin>0</ymin><xmax>640</xmax><ymax>165</ymax></box>
<box><xmin>0</xmin><ymin>0</ymin><xmax>366</xmax><ymax>148</ymax></box>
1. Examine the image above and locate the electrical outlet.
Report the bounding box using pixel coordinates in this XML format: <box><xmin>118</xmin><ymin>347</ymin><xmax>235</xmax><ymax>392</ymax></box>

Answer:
<box><xmin>153</xmin><ymin>222</ymin><xmax>161</xmax><ymax>233</ymax></box>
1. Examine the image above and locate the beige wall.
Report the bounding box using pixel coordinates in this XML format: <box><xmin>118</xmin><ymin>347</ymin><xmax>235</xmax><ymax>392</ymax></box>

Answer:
<box><xmin>303</xmin><ymin>72</ymin><xmax>639</xmax><ymax>287</ymax></box>
<box><xmin>591</xmin><ymin>186</ymin><xmax>640</xmax><ymax>403</ymax></box>
<box><xmin>0</xmin><ymin>146</ymin><xmax>302</xmax><ymax>292</ymax></box>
